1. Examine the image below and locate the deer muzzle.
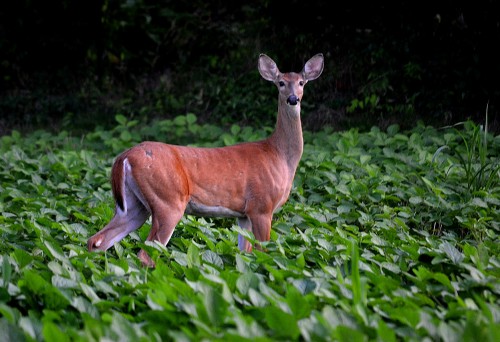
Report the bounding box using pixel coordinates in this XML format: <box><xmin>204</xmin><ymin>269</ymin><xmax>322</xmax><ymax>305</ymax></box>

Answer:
<box><xmin>286</xmin><ymin>95</ymin><xmax>300</xmax><ymax>106</ymax></box>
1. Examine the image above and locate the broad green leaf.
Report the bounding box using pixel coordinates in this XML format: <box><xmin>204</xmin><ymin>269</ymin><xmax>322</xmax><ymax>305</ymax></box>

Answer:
<box><xmin>264</xmin><ymin>306</ymin><xmax>300</xmax><ymax>339</ymax></box>
<box><xmin>432</xmin><ymin>272</ymin><xmax>455</xmax><ymax>292</ymax></box>
<box><xmin>201</xmin><ymin>250</ymin><xmax>224</xmax><ymax>269</ymax></box>
<box><xmin>236</xmin><ymin>272</ymin><xmax>260</xmax><ymax>295</ymax></box>
<box><xmin>439</xmin><ymin>242</ymin><xmax>464</xmax><ymax>264</ymax></box>
<box><xmin>109</xmin><ymin>312</ymin><xmax>145</xmax><ymax>342</ymax></box>
<box><xmin>203</xmin><ymin>286</ymin><xmax>227</xmax><ymax>327</ymax></box>
<box><xmin>248</xmin><ymin>288</ymin><xmax>267</xmax><ymax>307</ymax></box>
<box><xmin>187</xmin><ymin>243</ymin><xmax>201</xmax><ymax>267</ymax></box>
<box><xmin>71</xmin><ymin>296</ymin><xmax>100</xmax><ymax>318</ymax></box>
<box><xmin>471</xmin><ymin>197</ymin><xmax>488</xmax><ymax>208</ymax></box>
<box><xmin>115</xmin><ymin>114</ymin><xmax>127</xmax><ymax>125</ymax></box>
<box><xmin>233</xmin><ymin>311</ymin><xmax>266</xmax><ymax>338</ymax></box>
<box><xmin>51</xmin><ymin>275</ymin><xmax>78</xmax><ymax>289</ymax></box>
<box><xmin>292</xmin><ymin>278</ymin><xmax>317</xmax><ymax>296</ymax></box>
<box><xmin>0</xmin><ymin>318</ymin><xmax>26</xmax><ymax>342</ymax></box>
<box><xmin>80</xmin><ymin>283</ymin><xmax>101</xmax><ymax>303</ymax></box>
<box><xmin>235</xmin><ymin>253</ymin><xmax>251</xmax><ymax>273</ymax></box>
<box><xmin>173</xmin><ymin>115</ymin><xmax>186</xmax><ymax>125</ymax></box>
<box><xmin>230</xmin><ymin>124</ymin><xmax>241</xmax><ymax>135</ymax></box>
<box><xmin>186</xmin><ymin>113</ymin><xmax>197</xmax><ymax>125</ymax></box>
<box><xmin>0</xmin><ymin>304</ymin><xmax>20</xmax><ymax>324</ymax></box>
<box><xmin>336</xmin><ymin>325</ymin><xmax>367</xmax><ymax>342</ymax></box>
<box><xmin>20</xmin><ymin>271</ymin><xmax>70</xmax><ymax>310</ymax></box>
<box><xmin>2</xmin><ymin>255</ymin><xmax>12</xmax><ymax>289</ymax></box>
<box><xmin>286</xmin><ymin>284</ymin><xmax>311</xmax><ymax>319</ymax></box>
<box><xmin>43</xmin><ymin>241</ymin><xmax>68</xmax><ymax>264</ymax></box>
<box><xmin>42</xmin><ymin>321</ymin><xmax>67</xmax><ymax>342</ymax></box>
<box><xmin>119</xmin><ymin>130</ymin><xmax>132</xmax><ymax>142</ymax></box>
<box><xmin>377</xmin><ymin>319</ymin><xmax>396</xmax><ymax>342</ymax></box>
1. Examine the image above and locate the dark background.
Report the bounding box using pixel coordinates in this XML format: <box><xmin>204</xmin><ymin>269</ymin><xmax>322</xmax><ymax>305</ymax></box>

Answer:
<box><xmin>1</xmin><ymin>0</ymin><xmax>499</xmax><ymax>134</ymax></box>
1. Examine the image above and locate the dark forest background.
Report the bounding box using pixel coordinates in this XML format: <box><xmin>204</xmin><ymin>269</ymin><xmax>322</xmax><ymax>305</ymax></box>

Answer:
<box><xmin>1</xmin><ymin>0</ymin><xmax>499</xmax><ymax>135</ymax></box>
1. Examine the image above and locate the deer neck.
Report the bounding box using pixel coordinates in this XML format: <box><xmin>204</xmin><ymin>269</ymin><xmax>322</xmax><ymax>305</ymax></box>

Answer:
<box><xmin>268</xmin><ymin>100</ymin><xmax>304</xmax><ymax>172</ymax></box>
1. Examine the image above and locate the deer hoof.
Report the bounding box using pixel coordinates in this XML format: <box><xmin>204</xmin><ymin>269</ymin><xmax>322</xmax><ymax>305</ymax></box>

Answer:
<box><xmin>138</xmin><ymin>249</ymin><xmax>156</xmax><ymax>268</ymax></box>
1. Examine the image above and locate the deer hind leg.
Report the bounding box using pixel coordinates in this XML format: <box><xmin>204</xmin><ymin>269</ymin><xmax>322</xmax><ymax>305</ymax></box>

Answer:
<box><xmin>137</xmin><ymin>202</ymin><xmax>187</xmax><ymax>267</ymax></box>
<box><xmin>87</xmin><ymin>185</ymin><xmax>150</xmax><ymax>252</ymax></box>
<box><xmin>238</xmin><ymin>213</ymin><xmax>272</xmax><ymax>252</ymax></box>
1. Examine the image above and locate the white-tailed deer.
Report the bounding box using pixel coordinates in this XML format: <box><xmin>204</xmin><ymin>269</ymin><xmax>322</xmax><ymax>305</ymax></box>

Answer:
<box><xmin>88</xmin><ymin>53</ymin><xmax>324</xmax><ymax>267</ymax></box>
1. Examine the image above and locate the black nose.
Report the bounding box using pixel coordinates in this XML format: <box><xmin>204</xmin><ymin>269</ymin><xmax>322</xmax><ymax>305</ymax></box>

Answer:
<box><xmin>286</xmin><ymin>95</ymin><xmax>299</xmax><ymax>106</ymax></box>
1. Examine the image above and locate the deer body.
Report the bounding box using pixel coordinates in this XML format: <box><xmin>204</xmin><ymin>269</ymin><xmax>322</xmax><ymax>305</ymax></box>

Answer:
<box><xmin>88</xmin><ymin>53</ymin><xmax>324</xmax><ymax>267</ymax></box>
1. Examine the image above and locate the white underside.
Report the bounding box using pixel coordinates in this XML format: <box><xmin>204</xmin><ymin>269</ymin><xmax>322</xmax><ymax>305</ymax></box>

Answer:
<box><xmin>185</xmin><ymin>201</ymin><xmax>244</xmax><ymax>218</ymax></box>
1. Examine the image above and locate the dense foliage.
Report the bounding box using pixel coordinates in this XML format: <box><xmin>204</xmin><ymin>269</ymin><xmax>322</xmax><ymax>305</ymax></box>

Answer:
<box><xmin>1</xmin><ymin>1</ymin><xmax>499</xmax><ymax>134</ymax></box>
<box><xmin>0</xmin><ymin>117</ymin><xmax>499</xmax><ymax>340</ymax></box>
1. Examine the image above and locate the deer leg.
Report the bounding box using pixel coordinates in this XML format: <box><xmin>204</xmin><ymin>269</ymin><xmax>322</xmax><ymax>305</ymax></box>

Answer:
<box><xmin>250</xmin><ymin>213</ymin><xmax>272</xmax><ymax>248</ymax></box>
<box><xmin>88</xmin><ymin>193</ymin><xmax>150</xmax><ymax>252</ymax></box>
<box><xmin>137</xmin><ymin>203</ymin><xmax>186</xmax><ymax>267</ymax></box>
<box><xmin>237</xmin><ymin>217</ymin><xmax>253</xmax><ymax>252</ymax></box>
<box><xmin>239</xmin><ymin>213</ymin><xmax>272</xmax><ymax>252</ymax></box>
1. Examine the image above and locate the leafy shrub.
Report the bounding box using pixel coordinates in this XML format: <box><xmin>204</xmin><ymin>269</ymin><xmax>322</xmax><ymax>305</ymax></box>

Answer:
<box><xmin>0</xmin><ymin>122</ymin><xmax>498</xmax><ymax>340</ymax></box>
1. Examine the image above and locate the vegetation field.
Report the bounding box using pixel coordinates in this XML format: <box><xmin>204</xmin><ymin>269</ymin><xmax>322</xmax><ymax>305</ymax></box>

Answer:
<box><xmin>0</xmin><ymin>116</ymin><xmax>499</xmax><ymax>341</ymax></box>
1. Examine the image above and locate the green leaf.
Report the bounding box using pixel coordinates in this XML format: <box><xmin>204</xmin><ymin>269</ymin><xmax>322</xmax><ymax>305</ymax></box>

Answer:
<box><xmin>286</xmin><ymin>284</ymin><xmax>311</xmax><ymax>319</ymax></box>
<box><xmin>187</xmin><ymin>243</ymin><xmax>200</xmax><ymax>267</ymax></box>
<box><xmin>439</xmin><ymin>242</ymin><xmax>464</xmax><ymax>264</ymax></box>
<box><xmin>201</xmin><ymin>250</ymin><xmax>224</xmax><ymax>269</ymax></box>
<box><xmin>109</xmin><ymin>312</ymin><xmax>144</xmax><ymax>341</ymax></box>
<box><xmin>236</xmin><ymin>272</ymin><xmax>260</xmax><ymax>295</ymax></box>
<box><xmin>115</xmin><ymin>114</ymin><xmax>127</xmax><ymax>125</ymax></box>
<box><xmin>264</xmin><ymin>306</ymin><xmax>300</xmax><ymax>339</ymax></box>
<box><xmin>432</xmin><ymin>272</ymin><xmax>455</xmax><ymax>292</ymax></box>
<box><xmin>230</xmin><ymin>124</ymin><xmax>241</xmax><ymax>135</ymax></box>
<box><xmin>2</xmin><ymin>255</ymin><xmax>12</xmax><ymax>289</ymax></box>
<box><xmin>336</xmin><ymin>325</ymin><xmax>367</xmax><ymax>342</ymax></box>
<box><xmin>377</xmin><ymin>319</ymin><xmax>396</xmax><ymax>342</ymax></box>
<box><xmin>470</xmin><ymin>197</ymin><xmax>488</xmax><ymax>208</ymax></box>
<box><xmin>0</xmin><ymin>304</ymin><xmax>20</xmax><ymax>324</ymax></box>
<box><xmin>119</xmin><ymin>130</ymin><xmax>132</xmax><ymax>142</ymax></box>
<box><xmin>248</xmin><ymin>288</ymin><xmax>268</xmax><ymax>307</ymax></box>
<box><xmin>44</xmin><ymin>241</ymin><xmax>68</xmax><ymax>264</ymax></box>
<box><xmin>173</xmin><ymin>115</ymin><xmax>186</xmax><ymax>125</ymax></box>
<box><xmin>186</xmin><ymin>113</ymin><xmax>197</xmax><ymax>125</ymax></box>
<box><xmin>0</xmin><ymin>318</ymin><xmax>27</xmax><ymax>342</ymax></box>
<box><xmin>203</xmin><ymin>286</ymin><xmax>228</xmax><ymax>327</ymax></box>
<box><xmin>42</xmin><ymin>321</ymin><xmax>67</xmax><ymax>342</ymax></box>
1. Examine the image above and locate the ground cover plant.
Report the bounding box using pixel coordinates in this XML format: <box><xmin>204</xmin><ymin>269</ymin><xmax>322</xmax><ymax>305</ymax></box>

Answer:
<box><xmin>0</xmin><ymin>115</ymin><xmax>499</xmax><ymax>341</ymax></box>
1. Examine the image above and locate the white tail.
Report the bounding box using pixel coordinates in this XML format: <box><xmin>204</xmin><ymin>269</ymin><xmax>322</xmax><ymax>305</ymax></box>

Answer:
<box><xmin>88</xmin><ymin>53</ymin><xmax>324</xmax><ymax>267</ymax></box>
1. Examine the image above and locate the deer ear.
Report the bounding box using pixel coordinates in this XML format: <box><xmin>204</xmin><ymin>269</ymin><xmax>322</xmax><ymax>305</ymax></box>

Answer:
<box><xmin>258</xmin><ymin>54</ymin><xmax>280</xmax><ymax>82</ymax></box>
<box><xmin>303</xmin><ymin>53</ymin><xmax>324</xmax><ymax>81</ymax></box>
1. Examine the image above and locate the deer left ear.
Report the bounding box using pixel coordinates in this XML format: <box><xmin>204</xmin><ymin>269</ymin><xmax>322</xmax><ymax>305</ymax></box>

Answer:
<box><xmin>258</xmin><ymin>54</ymin><xmax>281</xmax><ymax>82</ymax></box>
<box><xmin>303</xmin><ymin>53</ymin><xmax>324</xmax><ymax>81</ymax></box>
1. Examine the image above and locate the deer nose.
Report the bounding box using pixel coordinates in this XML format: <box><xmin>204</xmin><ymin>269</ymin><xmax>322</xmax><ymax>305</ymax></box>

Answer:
<box><xmin>286</xmin><ymin>95</ymin><xmax>300</xmax><ymax>106</ymax></box>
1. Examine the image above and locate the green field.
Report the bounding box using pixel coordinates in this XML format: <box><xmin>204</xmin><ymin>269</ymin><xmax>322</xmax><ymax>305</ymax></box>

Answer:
<box><xmin>0</xmin><ymin>116</ymin><xmax>499</xmax><ymax>341</ymax></box>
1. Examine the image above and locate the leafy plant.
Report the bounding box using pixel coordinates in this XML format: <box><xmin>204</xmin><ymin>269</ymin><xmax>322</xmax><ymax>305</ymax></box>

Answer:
<box><xmin>445</xmin><ymin>120</ymin><xmax>500</xmax><ymax>193</ymax></box>
<box><xmin>0</xmin><ymin>122</ymin><xmax>499</xmax><ymax>341</ymax></box>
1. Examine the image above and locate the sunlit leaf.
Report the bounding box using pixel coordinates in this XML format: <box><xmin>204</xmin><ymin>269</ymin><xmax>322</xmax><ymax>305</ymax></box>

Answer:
<box><xmin>203</xmin><ymin>286</ymin><xmax>227</xmax><ymax>327</ymax></box>
<box><xmin>265</xmin><ymin>306</ymin><xmax>300</xmax><ymax>339</ymax></box>
<box><xmin>439</xmin><ymin>242</ymin><xmax>464</xmax><ymax>264</ymax></box>
<box><xmin>0</xmin><ymin>122</ymin><xmax>499</xmax><ymax>340</ymax></box>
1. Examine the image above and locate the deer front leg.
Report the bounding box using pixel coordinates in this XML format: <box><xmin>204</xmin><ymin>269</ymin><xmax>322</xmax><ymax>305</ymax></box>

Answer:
<box><xmin>138</xmin><ymin>203</ymin><xmax>186</xmax><ymax>267</ymax></box>
<box><xmin>238</xmin><ymin>217</ymin><xmax>253</xmax><ymax>252</ymax></box>
<box><xmin>238</xmin><ymin>213</ymin><xmax>272</xmax><ymax>252</ymax></box>
<box><xmin>250</xmin><ymin>213</ymin><xmax>272</xmax><ymax>249</ymax></box>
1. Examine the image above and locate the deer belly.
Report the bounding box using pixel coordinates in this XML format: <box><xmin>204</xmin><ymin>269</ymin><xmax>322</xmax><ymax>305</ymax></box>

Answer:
<box><xmin>185</xmin><ymin>200</ymin><xmax>244</xmax><ymax>218</ymax></box>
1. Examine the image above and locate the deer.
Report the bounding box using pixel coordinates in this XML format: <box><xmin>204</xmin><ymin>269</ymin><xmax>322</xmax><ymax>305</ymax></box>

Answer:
<box><xmin>87</xmin><ymin>53</ymin><xmax>324</xmax><ymax>267</ymax></box>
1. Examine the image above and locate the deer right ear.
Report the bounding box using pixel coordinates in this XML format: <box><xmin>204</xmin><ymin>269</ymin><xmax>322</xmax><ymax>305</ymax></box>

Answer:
<box><xmin>258</xmin><ymin>54</ymin><xmax>280</xmax><ymax>82</ymax></box>
<box><xmin>303</xmin><ymin>53</ymin><xmax>324</xmax><ymax>81</ymax></box>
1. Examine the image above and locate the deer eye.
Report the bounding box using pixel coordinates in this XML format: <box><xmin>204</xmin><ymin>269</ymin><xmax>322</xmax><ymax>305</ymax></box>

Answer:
<box><xmin>279</xmin><ymin>81</ymin><xmax>285</xmax><ymax>87</ymax></box>
<box><xmin>299</xmin><ymin>81</ymin><xmax>304</xmax><ymax>86</ymax></box>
